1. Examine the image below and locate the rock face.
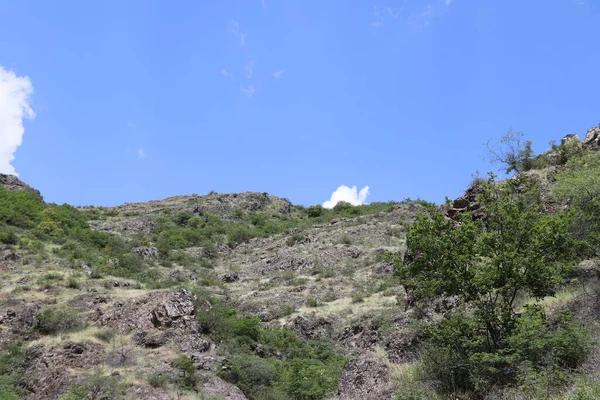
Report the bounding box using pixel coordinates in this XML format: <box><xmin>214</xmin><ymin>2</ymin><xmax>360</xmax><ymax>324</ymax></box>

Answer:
<box><xmin>132</xmin><ymin>246</ymin><xmax>159</xmax><ymax>260</ymax></box>
<box><xmin>99</xmin><ymin>290</ymin><xmax>196</xmax><ymax>332</ymax></box>
<box><xmin>446</xmin><ymin>181</ymin><xmax>485</xmax><ymax>220</ymax></box>
<box><xmin>584</xmin><ymin>125</ymin><xmax>600</xmax><ymax>149</ymax></box>
<box><xmin>334</xmin><ymin>358</ymin><xmax>395</xmax><ymax>400</ymax></box>
<box><xmin>0</xmin><ymin>174</ymin><xmax>42</xmax><ymax>198</ymax></box>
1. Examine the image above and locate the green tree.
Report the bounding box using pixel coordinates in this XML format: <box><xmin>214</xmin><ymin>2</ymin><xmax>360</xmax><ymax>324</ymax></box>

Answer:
<box><xmin>390</xmin><ymin>176</ymin><xmax>577</xmax><ymax>393</ymax></box>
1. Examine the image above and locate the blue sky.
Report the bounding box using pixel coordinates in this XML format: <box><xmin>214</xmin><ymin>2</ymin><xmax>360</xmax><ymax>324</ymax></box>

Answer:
<box><xmin>0</xmin><ymin>0</ymin><xmax>599</xmax><ymax>207</ymax></box>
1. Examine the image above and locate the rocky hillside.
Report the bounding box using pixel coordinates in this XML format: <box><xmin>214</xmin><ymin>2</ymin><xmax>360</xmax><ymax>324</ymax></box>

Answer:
<box><xmin>2</xmin><ymin>124</ymin><xmax>600</xmax><ymax>400</ymax></box>
<box><xmin>0</xmin><ymin>171</ymin><xmax>429</xmax><ymax>400</ymax></box>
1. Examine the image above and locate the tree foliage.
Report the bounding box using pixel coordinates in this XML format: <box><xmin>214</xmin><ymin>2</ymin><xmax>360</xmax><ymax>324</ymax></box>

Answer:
<box><xmin>390</xmin><ymin>175</ymin><xmax>586</xmax><ymax>395</ymax></box>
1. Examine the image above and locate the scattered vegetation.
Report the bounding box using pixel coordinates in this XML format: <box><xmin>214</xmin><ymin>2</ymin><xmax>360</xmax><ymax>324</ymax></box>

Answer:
<box><xmin>193</xmin><ymin>289</ymin><xmax>345</xmax><ymax>400</ymax></box>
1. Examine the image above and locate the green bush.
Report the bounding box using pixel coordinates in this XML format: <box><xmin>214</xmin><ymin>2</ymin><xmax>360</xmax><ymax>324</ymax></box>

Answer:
<box><xmin>306</xmin><ymin>205</ymin><xmax>325</xmax><ymax>218</ymax></box>
<box><xmin>173</xmin><ymin>355</ymin><xmax>197</xmax><ymax>389</ymax></box>
<box><xmin>33</xmin><ymin>306</ymin><xmax>83</xmax><ymax>335</ymax></box>
<box><xmin>93</xmin><ymin>329</ymin><xmax>116</xmax><ymax>343</ymax></box>
<box><xmin>147</xmin><ymin>373</ymin><xmax>169</xmax><ymax>388</ymax></box>
<box><xmin>0</xmin><ymin>227</ymin><xmax>18</xmax><ymax>245</ymax></box>
<box><xmin>0</xmin><ymin>342</ymin><xmax>27</xmax><ymax>400</ymax></box>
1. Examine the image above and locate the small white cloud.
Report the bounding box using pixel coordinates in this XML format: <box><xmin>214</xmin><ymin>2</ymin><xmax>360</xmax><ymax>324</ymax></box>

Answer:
<box><xmin>0</xmin><ymin>66</ymin><xmax>35</xmax><ymax>176</ymax></box>
<box><xmin>220</xmin><ymin>68</ymin><xmax>231</xmax><ymax>78</ymax></box>
<box><xmin>261</xmin><ymin>0</ymin><xmax>267</xmax><ymax>8</ymax></box>
<box><xmin>228</xmin><ymin>20</ymin><xmax>240</xmax><ymax>34</ymax></box>
<box><xmin>386</xmin><ymin>6</ymin><xmax>400</xmax><ymax>19</ymax></box>
<box><xmin>273</xmin><ymin>69</ymin><xmax>285</xmax><ymax>79</ymax></box>
<box><xmin>228</xmin><ymin>21</ymin><xmax>247</xmax><ymax>46</ymax></box>
<box><xmin>240</xmin><ymin>85</ymin><xmax>256</xmax><ymax>98</ymax></box>
<box><xmin>445</xmin><ymin>0</ymin><xmax>452</xmax><ymax>5</ymax></box>
<box><xmin>127</xmin><ymin>122</ymin><xmax>135</xmax><ymax>129</ymax></box>
<box><xmin>137</xmin><ymin>148</ymin><xmax>146</xmax><ymax>158</ymax></box>
<box><xmin>370</xmin><ymin>5</ymin><xmax>384</xmax><ymax>28</ymax></box>
<box><xmin>245</xmin><ymin>60</ymin><xmax>255</xmax><ymax>79</ymax></box>
<box><xmin>323</xmin><ymin>185</ymin><xmax>370</xmax><ymax>209</ymax></box>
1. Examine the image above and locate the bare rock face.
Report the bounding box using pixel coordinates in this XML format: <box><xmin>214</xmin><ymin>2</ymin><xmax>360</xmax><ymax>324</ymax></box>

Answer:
<box><xmin>446</xmin><ymin>181</ymin><xmax>484</xmax><ymax>220</ymax></box>
<box><xmin>99</xmin><ymin>290</ymin><xmax>196</xmax><ymax>332</ymax></box>
<box><xmin>132</xmin><ymin>246</ymin><xmax>159</xmax><ymax>260</ymax></box>
<box><xmin>290</xmin><ymin>315</ymin><xmax>334</xmax><ymax>340</ymax></box>
<box><xmin>334</xmin><ymin>358</ymin><xmax>395</xmax><ymax>400</ymax></box>
<box><xmin>24</xmin><ymin>342</ymin><xmax>107</xmax><ymax>400</ymax></box>
<box><xmin>584</xmin><ymin>125</ymin><xmax>600</xmax><ymax>149</ymax></box>
<box><xmin>0</xmin><ymin>174</ymin><xmax>43</xmax><ymax>201</ymax></box>
<box><xmin>201</xmin><ymin>375</ymin><xmax>249</xmax><ymax>400</ymax></box>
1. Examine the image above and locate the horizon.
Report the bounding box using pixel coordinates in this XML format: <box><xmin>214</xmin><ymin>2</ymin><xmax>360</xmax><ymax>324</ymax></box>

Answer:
<box><xmin>1</xmin><ymin>1</ymin><xmax>599</xmax><ymax>207</ymax></box>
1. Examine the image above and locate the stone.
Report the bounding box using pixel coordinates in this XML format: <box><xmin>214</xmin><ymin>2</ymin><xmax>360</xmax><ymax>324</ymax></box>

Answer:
<box><xmin>583</xmin><ymin>125</ymin><xmax>600</xmax><ymax>149</ymax></box>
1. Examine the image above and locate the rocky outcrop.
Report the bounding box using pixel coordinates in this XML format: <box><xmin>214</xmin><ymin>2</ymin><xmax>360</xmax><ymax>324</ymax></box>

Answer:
<box><xmin>290</xmin><ymin>315</ymin><xmax>334</xmax><ymax>340</ymax></box>
<box><xmin>446</xmin><ymin>181</ymin><xmax>485</xmax><ymax>220</ymax></box>
<box><xmin>0</xmin><ymin>174</ymin><xmax>42</xmax><ymax>198</ymax></box>
<box><xmin>584</xmin><ymin>125</ymin><xmax>600</xmax><ymax>149</ymax></box>
<box><xmin>132</xmin><ymin>246</ymin><xmax>159</xmax><ymax>260</ymax></box>
<box><xmin>24</xmin><ymin>342</ymin><xmax>107</xmax><ymax>400</ymax></box>
<box><xmin>334</xmin><ymin>358</ymin><xmax>395</xmax><ymax>400</ymax></box>
<box><xmin>98</xmin><ymin>290</ymin><xmax>196</xmax><ymax>332</ymax></box>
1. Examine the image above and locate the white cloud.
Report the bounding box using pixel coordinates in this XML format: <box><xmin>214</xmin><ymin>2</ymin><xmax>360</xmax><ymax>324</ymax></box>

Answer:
<box><xmin>261</xmin><ymin>0</ymin><xmax>267</xmax><ymax>8</ymax></box>
<box><xmin>370</xmin><ymin>5</ymin><xmax>384</xmax><ymax>28</ymax></box>
<box><xmin>0</xmin><ymin>66</ymin><xmax>34</xmax><ymax>176</ymax></box>
<box><xmin>411</xmin><ymin>0</ymin><xmax>452</xmax><ymax>27</ymax></box>
<box><xmin>386</xmin><ymin>6</ymin><xmax>400</xmax><ymax>19</ymax></box>
<box><xmin>240</xmin><ymin>85</ymin><xmax>256</xmax><ymax>98</ymax></box>
<box><xmin>323</xmin><ymin>185</ymin><xmax>370</xmax><ymax>209</ymax></box>
<box><xmin>220</xmin><ymin>68</ymin><xmax>231</xmax><ymax>78</ymax></box>
<box><xmin>228</xmin><ymin>20</ymin><xmax>247</xmax><ymax>46</ymax></box>
<box><xmin>273</xmin><ymin>69</ymin><xmax>285</xmax><ymax>79</ymax></box>
<box><xmin>245</xmin><ymin>60</ymin><xmax>255</xmax><ymax>79</ymax></box>
<box><xmin>137</xmin><ymin>148</ymin><xmax>146</xmax><ymax>158</ymax></box>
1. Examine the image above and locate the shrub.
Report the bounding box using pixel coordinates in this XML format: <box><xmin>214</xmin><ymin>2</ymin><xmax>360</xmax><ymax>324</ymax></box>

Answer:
<box><xmin>306</xmin><ymin>297</ymin><xmax>320</xmax><ymax>308</ymax></box>
<box><xmin>93</xmin><ymin>329</ymin><xmax>116</xmax><ymax>343</ymax></box>
<box><xmin>0</xmin><ymin>342</ymin><xmax>27</xmax><ymax>400</ymax></box>
<box><xmin>306</xmin><ymin>205</ymin><xmax>325</xmax><ymax>218</ymax></box>
<box><xmin>33</xmin><ymin>306</ymin><xmax>83</xmax><ymax>335</ymax></box>
<box><xmin>66</xmin><ymin>276</ymin><xmax>81</xmax><ymax>289</ymax></box>
<box><xmin>60</xmin><ymin>370</ymin><xmax>125</xmax><ymax>400</ymax></box>
<box><xmin>0</xmin><ymin>227</ymin><xmax>18</xmax><ymax>245</ymax></box>
<box><xmin>173</xmin><ymin>355</ymin><xmax>197</xmax><ymax>389</ymax></box>
<box><xmin>147</xmin><ymin>373</ymin><xmax>169</xmax><ymax>388</ymax></box>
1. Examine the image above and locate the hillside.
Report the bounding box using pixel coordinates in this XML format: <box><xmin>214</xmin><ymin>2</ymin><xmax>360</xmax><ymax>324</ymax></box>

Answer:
<box><xmin>2</xmin><ymin>124</ymin><xmax>600</xmax><ymax>399</ymax></box>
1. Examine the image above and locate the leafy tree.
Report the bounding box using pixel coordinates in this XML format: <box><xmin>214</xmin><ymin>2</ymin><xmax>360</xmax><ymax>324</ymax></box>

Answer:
<box><xmin>390</xmin><ymin>175</ymin><xmax>579</xmax><ymax>393</ymax></box>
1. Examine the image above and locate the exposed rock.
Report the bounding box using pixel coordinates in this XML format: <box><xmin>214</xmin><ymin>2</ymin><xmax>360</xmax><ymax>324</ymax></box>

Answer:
<box><xmin>132</xmin><ymin>246</ymin><xmax>159</xmax><ymax>260</ymax></box>
<box><xmin>446</xmin><ymin>180</ymin><xmax>485</xmax><ymax>220</ymax></box>
<box><xmin>99</xmin><ymin>290</ymin><xmax>196</xmax><ymax>332</ymax></box>
<box><xmin>384</xmin><ymin>331</ymin><xmax>420</xmax><ymax>363</ymax></box>
<box><xmin>1</xmin><ymin>249</ymin><xmax>21</xmax><ymax>261</ymax></box>
<box><xmin>584</xmin><ymin>125</ymin><xmax>600</xmax><ymax>149</ymax></box>
<box><xmin>201</xmin><ymin>375</ymin><xmax>248</xmax><ymax>400</ymax></box>
<box><xmin>561</xmin><ymin>133</ymin><xmax>580</xmax><ymax>146</ymax></box>
<box><xmin>290</xmin><ymin>315</ymin><xmax>333</xmax><ymax>340</ymax></box>
<box><xmin>334</xmin><ymin>358</ymin><xmax>395</xmax><ymax>400</ymax></box>
<box><xmin>24</xmin><ymin>342</ymin><xmax>107</xmax><ymax>400</ymax></box>
<box><xmin>222</xmin><ymin>272</ymin><xmax>240</xmax><ymax>283</ymax></box>
<box><xmin>0</xmin><ymin>174</ymin><xmax>42</xmax><ymax>198</ymax></box>
<box><xmin>338</xmin><ymin>322</ymin><xmax>381</xmax><ymax>352</ymax></box>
